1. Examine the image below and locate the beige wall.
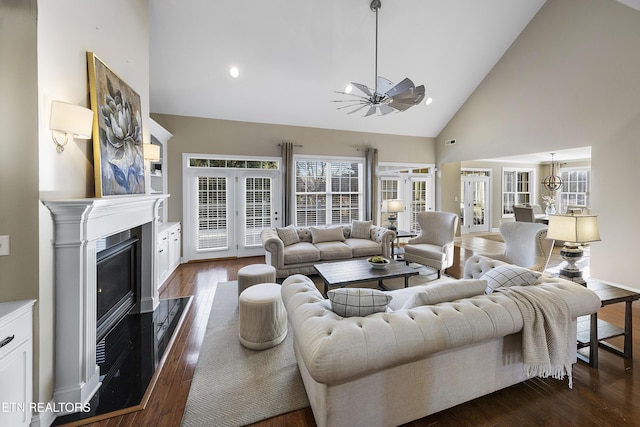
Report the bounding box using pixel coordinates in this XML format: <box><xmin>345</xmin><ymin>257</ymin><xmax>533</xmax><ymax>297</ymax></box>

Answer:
<box><xmin>0</xmin><ymin>0</ymin><xmax>151</xmax><ymax>413</ymax></box>
<box><xmin>150</xmin><ymin>114</ymin><xmax>435</xmax><ymax>224</ymax></box>
<box><xmin>437</xmin><ymin>0</ymin><xmax>640</xmax><ymax>288</ymax></box>
<box><xmin>0</xmin><ymin>0</ymin><xmax>41</xmax><ymax>410</ymax></box>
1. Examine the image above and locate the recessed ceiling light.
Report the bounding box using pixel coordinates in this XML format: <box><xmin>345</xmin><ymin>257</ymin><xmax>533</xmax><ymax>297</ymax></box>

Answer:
<box><xmin>229</xmin><ymin>67</ymin><xmax>239</xmax><ymax>78</ymax></box>
<box><xmin>344</xmin><ymin>84</ymin><xmax>353</xmax><ymax>94</ymax></box>
<box><xmin>425</xmin><ymin>97</ymin><xmax>433</xmax><ymax>106</ymax></box>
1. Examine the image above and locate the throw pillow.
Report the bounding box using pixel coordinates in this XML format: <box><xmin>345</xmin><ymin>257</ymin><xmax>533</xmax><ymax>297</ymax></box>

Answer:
<box><xmin>276</xmin><ymin>225</ymin><xmax>300</xmax><ymax>246</ymax></box>
<box><xmin>401</xmin><ymin>279</ymin><xmax>488</xmax><ymax>309</ymax></box>
<box><xmin>480</xmin><ymin>265</ymin><xmax>541</xmax><ymax>294</ymax></box>
<box><xmin>310</xmin><ymin>226</ymin><xmax>345</xmax><ymax>243</ymax></box>
<box><xmin>351</xmin><ymin>220</ymin><xmax>373</xmax><ymax>239</ymax></box>
<box><xmin>327</xmin><ymin>288</ymin><xmax>392</xmax><ymax>317</ymax></box>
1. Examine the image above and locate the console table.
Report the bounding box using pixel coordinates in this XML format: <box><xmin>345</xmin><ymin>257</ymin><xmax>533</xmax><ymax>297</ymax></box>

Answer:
<box><xmin>576</xmin><ymin>280</ymin><xmax>640</xmax><ymax>368</ymax></box>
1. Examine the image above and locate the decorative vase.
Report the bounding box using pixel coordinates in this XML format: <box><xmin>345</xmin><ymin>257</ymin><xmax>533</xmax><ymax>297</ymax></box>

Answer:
<box><xmin>545</xmin><ymin>204</ymin><xmax>556</xmax><ymax>215</ymax></box>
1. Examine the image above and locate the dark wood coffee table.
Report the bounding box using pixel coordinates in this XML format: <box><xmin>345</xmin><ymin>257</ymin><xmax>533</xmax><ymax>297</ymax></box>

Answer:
<box><xmin>314</xmin><ymin>259</ymin><xmax>420</xmax><ymax>297</ymax></box>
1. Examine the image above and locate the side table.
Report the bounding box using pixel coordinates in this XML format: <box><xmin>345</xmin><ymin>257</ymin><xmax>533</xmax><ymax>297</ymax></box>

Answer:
<box><xmin>576</xmin><ymin>280</ymin><xmax>640</xmax><ymax>368</ymax></box>
<box><xmin>391</xmin><ymin>229</ymin><xmax>417</xmax><ymax>260</ymax></box>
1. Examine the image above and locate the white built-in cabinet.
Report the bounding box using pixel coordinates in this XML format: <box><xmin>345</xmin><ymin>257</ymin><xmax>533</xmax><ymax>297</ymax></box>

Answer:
<box><xmin>0</xmin><ymin>300</ymin><xmax>36</xmax><ymax>427</ymax></box>
<box><xmin>157</xmin><ymin>222</ymin><xmax>181</xmax><ymax>290</ymax></box>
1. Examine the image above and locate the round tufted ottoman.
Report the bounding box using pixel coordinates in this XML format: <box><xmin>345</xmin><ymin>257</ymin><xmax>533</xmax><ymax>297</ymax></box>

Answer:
<box><xmin>238</xmin><ymin>283</ymin><xmax>287</xmax><ymax>350</ymax></box>
<box><xmin>237</xmin><ymin>264</ymin><xmax>277</xmax><ymax>298</ymax></box>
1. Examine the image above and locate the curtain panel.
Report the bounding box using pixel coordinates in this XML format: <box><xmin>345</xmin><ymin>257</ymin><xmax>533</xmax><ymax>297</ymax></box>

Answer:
<box><xmin>281</xmin><ymin>142</ymin><xmax>295</xmax><ymax>226</ymax></box>
<box><xmin>364</xmin><ymin>148</ymin><xmax>378</xmax><ymax>222</ymax></box>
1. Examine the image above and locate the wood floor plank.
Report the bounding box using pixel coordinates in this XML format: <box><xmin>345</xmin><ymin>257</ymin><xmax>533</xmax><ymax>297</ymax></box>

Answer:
<box><xmin>62</xmin><ymin>237</ymin><xmax>640</xmax><ymax>427</ymax></box>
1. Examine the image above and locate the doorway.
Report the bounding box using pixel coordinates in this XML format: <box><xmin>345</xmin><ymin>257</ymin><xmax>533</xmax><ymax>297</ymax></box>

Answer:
<box><xmin>183</xmin><ymin>156</ymin><xmax>282</xmax><ymax>261</ymax></box>
<box><xmin>378</xmin><ymin>163</ymin><xmax>435</xmax><ymax>232</ymax></box>
<box><xmin>460</xmin><ymin>170</ymin><xmax>491</xmax><ymax>234</ymax></box>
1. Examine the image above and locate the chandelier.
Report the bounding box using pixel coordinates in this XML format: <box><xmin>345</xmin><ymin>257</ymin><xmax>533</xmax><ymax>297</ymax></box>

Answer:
<box><xmin>542</xmin><ymin>153</ymin><xmax>563</xmax><ymax>192</ymax></box>
<box><xmin>332</xmin><ymin>0</ymin><xmax>426</xmax><ymax>116</ymax></box>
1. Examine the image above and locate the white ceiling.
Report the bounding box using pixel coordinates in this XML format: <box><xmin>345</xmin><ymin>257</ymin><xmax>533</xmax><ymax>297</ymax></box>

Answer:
<box><xmin>148</xmin><ymin>0</ymin><xmax>546</xmax><ymax>138</ymax></box>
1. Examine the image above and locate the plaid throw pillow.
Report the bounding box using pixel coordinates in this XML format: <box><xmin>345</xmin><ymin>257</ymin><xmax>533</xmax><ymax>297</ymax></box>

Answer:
<box><xmin>276</xmin><ymin>225</ymin><xmax>300</xmax><ymax>246</ymax></box>
<box><xmin>351</xmin><ymin>220</ymin><xmax>373</xmax><ymax>239</ymax></box>
<box><xmin>481</xmin><ymin>265</ymin><xmax>541</xmax><ymax>294</ymax></box>
<box><xmin>327</xmin><ymin>288</ymin><xmax>392</xmax><ymax>317</ymax></box>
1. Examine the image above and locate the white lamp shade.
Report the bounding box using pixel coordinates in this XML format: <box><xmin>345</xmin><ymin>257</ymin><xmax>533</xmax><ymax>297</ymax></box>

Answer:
<box><xmin>49</xmin><ymin>101</ymin><xmax>94</xmax><ymax>139</ymax></box>
<box><xmin>143</xmin><ymin>143</ymin><xmax>161</xmax><ymax>161</ymax></box>
<box><xmin>547</xmin><ymin>214</ymin><xmax>601</xmax><ymax>243</ymax></box>
<box><xmin>386</xmin><ymin>199</ymin><xmax>404</xmax><ymax>213</ymax></box>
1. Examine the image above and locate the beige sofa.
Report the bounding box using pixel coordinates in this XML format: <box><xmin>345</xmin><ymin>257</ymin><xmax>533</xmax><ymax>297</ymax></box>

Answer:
<box><xmin>281</xmin><ymin>255</ymin><xmax>601</xmax><ymax>427</ymax></box>
<box><xmin>261</xmin><ymin>224</ymin><xmax>396</xmax><ymax>278</ymax></box>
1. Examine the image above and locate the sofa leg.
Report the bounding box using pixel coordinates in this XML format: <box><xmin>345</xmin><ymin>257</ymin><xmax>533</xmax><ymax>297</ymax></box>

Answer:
<box><xmin>437</xmin><ymin>270</ymin><xmax>441</xmax><ymax>279</ymax></box>
<box><xmin>405</xmin><ymin>261</ymin><xmax>409</xmax><ymax>266</ymax></box>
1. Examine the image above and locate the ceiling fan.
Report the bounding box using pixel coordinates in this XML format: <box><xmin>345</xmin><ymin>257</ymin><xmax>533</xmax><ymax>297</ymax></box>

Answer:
<box><xmin>332</xmin><ymin>0</ymin><xmax>426</xmax><ymax>117</ymax></box>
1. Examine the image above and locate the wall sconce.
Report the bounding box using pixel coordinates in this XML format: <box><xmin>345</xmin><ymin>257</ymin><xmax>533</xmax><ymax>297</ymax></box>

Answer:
<box><xmin>143</xmin><ymin>143</ymin><xmax>160</xmax><ymax>162</ymax></box>
<box><xmin>49</xmin><ymin>101</ymin><xmax>94</xmax><ymax>153</ymax></box>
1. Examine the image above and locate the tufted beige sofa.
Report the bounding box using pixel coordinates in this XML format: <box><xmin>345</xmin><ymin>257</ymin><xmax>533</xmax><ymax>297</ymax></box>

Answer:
<box><xmin>261</xmin><ymin>224</ymin><xmax>396</xmax><ymax>278</ymax></box>
<box><xmin>281</xmin><ymin>255</ymin><xmax>601</xmax><ymax>427</ymax></box>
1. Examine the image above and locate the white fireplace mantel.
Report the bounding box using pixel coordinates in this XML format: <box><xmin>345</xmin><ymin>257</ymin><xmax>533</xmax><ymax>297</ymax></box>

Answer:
<box><xmin>43</xmin><ymin>194</ymin><xmax>167</xmax><ymax>410</ymax></box>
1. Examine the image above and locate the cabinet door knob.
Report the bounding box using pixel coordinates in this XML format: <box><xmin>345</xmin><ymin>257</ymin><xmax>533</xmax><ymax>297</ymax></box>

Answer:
<box><xmin>0</xmin><ymin>335</ymin><xmax>15</xmax><ymax>349</ymax></box>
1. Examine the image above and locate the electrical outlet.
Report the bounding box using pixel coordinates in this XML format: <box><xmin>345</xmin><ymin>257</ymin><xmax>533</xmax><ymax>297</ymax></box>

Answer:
<box><xmin>0</xmin><ymin>235</ymin><xmax>10</xmax><ymax>256</ymax></box>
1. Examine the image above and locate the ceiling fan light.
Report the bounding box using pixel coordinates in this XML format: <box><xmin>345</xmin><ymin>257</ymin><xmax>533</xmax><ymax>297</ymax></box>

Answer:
<box><xmin>425</xmin><ymin>97</ymin><xmax>433</xmax><ymax>105</ymax></box>
<box><xmin>229</xmin><ymin>66</ymin><xmax>239</xmax><ymax>78</ymax></box>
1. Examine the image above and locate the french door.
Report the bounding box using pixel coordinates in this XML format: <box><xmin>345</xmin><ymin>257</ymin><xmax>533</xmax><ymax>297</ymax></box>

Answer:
<box><xmin>184</xmin><ymin>168</ymin><xmax>281</xmax><ymax>261</ymax></box>
<box><xmin>460</xmin><ymin>172</ymin><xmax>491</xmax><ymax>234</ymax></box>
<box><xmin>379</xmin><ymin>174</ymin><xmax>434</xmax><ymax>232</ymax></box>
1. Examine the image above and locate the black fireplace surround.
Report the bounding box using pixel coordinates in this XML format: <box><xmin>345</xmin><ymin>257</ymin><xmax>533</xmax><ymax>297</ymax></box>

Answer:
<box><xmin>95</xmin><ymin>227</ymin><xmax>141</xmax><ymax>342</ymax></box>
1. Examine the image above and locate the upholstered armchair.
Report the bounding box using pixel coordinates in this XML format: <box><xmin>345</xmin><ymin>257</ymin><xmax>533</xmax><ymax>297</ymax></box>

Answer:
<box><xmin>483</xmin><ymin>222</ymin><xmax>554</xmax><ymax>272</ymax></box>
<box><xmin>403</xmin><ymin>211</ymin><xmax>459</xmax><ymax>278</ymax></box>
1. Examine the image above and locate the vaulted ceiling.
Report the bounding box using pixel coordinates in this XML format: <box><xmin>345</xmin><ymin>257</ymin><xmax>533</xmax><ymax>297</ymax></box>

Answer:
<box><xmin>149</xmin><ymin>0</ymin><xmax>546</xmax><ymax>138</ymax></box>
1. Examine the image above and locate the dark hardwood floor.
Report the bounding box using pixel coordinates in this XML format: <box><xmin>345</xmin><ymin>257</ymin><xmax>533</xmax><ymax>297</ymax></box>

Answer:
<box><xmin>68</xmin><ymin>235</ymin><xmax>640</xmax><ymax>426</ymax></box>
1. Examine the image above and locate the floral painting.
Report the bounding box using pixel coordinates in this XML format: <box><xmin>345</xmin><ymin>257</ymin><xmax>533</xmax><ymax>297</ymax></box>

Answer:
<box><xmin>87</xmin><ymin>52</ymin><xmax>145</xmax><ymax>197</ymax></box>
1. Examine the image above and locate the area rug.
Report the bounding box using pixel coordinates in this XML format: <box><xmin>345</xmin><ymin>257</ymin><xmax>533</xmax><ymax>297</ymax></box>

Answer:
<box><xmin>181</xmin><ymin>281</ymin><xmax>309</xmax><ymax>427</ymax></box>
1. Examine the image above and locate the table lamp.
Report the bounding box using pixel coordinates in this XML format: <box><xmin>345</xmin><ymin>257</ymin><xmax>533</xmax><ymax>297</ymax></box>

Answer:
<box><xmin>382</xmin><ymin>199</ymin><xmax>404</xmax><ymax>230</ymax></box>
<box><xmin>546</xmin><ymin>214</ymin><xmax>600</xmax><ymax>285</ymax></box>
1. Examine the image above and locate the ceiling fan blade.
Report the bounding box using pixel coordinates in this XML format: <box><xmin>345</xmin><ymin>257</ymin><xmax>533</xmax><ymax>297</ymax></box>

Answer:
<box><xmin>348</xmin><ymin>104</ymin><xmax>369</xmax><ymax>114</ymax></box>
<box><xmin>384</xmin><ymin>78</ymin><xmax>415</xmax><ymax>98</ymax></box>
<box><xmin>336</xmin><ymin>102</ymin><xmax>365</xmax><ymax>110</ymax></box>
<box><xmin>364</xmin><ymin>106</ymin><xmax>377</xmax><ymax>117</ymax></box>
<box><xmin>378</xmin><ymin>104</ymin><xmax>395</xmax><ymax>115</ymax></box>
<box><xmin>376</xmin><ymin>76</ymin><xmax>394</xmax><ymax>95</ymax></box>
<box><xmin>389</xmin><ymin>85</ymin><xmax>426</xmax><ymax>111</ymax></box>
<box><xmin>351</xmin><ymin>82</ymin><xmax>373</xmax><ymax>97</ymax></box>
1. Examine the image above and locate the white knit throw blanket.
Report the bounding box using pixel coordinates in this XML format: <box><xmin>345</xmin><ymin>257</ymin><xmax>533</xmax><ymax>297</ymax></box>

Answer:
<box><xmin>497</xmin><ymin>286</ymin><xmax>574</xmax><ymax>388</ymax></box>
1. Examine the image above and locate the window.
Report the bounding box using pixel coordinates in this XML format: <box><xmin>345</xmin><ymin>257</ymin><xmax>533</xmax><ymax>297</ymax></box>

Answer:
<box><xmin>558</xmin><ymin>168</ymin><xmax>590</xmax><ymax>212</ymax></box>
<box><xmin>502</xmin><ymin>168</ymin><xmax>534</xmax><ymax>216</ymax></box>
<box><xmin>295</xmin><ymin>157</ymin><xmax>363</xmax><ymax>226</ymax></box>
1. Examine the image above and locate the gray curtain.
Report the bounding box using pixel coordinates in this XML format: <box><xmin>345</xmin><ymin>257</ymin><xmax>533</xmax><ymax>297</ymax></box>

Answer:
<box><xmin>281</xmin><ymin>142</ymin><xmax>295</xmax><ymax>226</ymax></box>
<box><xmin>364</xmin><ymin>148</ymin><xmax>378</xmax><ymax>222</ymax></box>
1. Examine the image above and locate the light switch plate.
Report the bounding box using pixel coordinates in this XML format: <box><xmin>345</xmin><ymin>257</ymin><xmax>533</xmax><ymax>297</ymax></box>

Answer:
<box><xmin>0</xmin><ymin>235</ymin><xmax>10</xmax><ymax>256</ymax></box>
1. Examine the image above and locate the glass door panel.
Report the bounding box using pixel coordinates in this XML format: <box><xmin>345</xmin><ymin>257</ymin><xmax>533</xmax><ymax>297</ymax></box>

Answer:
<box><xmin>197</xmin><ymin>176</ymin><xmax>229</xmax><ymax>251</ymax></box>
<box><xmin>461</xmin><ymin>175</ymin><xmax>490</xmax><ymax>234</ymax></box>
